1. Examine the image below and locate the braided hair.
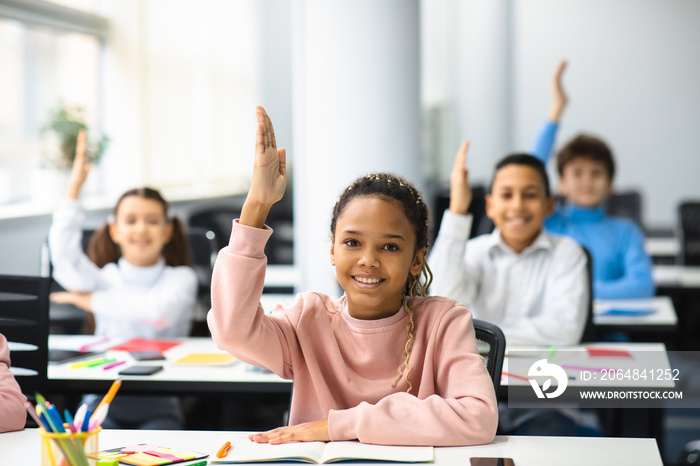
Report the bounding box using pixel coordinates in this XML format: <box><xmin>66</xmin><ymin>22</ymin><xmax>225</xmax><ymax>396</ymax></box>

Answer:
<box><xmin>330</xmin><ymin>173</ymin><xmax>433</xmax><ymax>394</ymax></box>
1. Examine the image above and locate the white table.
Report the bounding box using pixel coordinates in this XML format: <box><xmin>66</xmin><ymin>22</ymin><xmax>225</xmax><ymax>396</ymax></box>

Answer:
<box><xmin>654</xmin><ymin>265</ymin><xmax>700</xmax><ymax>288</ymax></box>
<box><xmin>48</xmin><ymin>336</ymin><xmax>292</xmax><ymax>396</ymax></box>
<box><xmin>646</xmin><ymin>237</ymin><xmax>680</xmax><ymax>258</ymax></box>
<box><xmin>0</xmin><ymin>428</ymin><xmax>664</xmax><ymax>466</ymax></box>
<box><xmin>594</xmin><ymin>296</ymin><xmax>677</xmax><ymax>331</ymax></box>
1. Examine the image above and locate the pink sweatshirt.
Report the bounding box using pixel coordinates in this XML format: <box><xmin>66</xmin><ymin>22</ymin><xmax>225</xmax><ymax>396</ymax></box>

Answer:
<box><xmin>0</xmin><ymin>333</ymin><xmax>27</xmax><ymax>432</ymax></box>
<box><xmin>208</xmin><ymin>221</ymin><xmax>498</xmax><ymax>446</ymax></box>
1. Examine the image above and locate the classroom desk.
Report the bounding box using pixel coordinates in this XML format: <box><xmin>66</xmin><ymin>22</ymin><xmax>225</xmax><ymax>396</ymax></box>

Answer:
<box><xmin>646</xmin><ymin>236</ymin><xmax>680</xmax><ymax>260</ymax></box>
<box><xmin>593</xmin><ymin>296</ymin><xmax>678</xmax><ymax>333</ymax></box>
<box><xmin>0</xmin><ymin>428</ymin><xmax>664</xmax><ymax>466</ymax></box>
<box><xmin>47</xmin><ymin>336</ymin><xmax>292</xmax><ymax>396</ymax></box>
<box><xmin>654</xmin><ymin>265</ymin><xmax>700</xmax><ymax>289</ymax></box>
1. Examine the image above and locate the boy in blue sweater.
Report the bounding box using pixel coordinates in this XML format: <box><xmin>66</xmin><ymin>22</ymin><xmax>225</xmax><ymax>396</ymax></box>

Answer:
<box><xmin>531</xmin><ymin>61</ymin><xmax>655</xmax><ymax>300</ymax></box>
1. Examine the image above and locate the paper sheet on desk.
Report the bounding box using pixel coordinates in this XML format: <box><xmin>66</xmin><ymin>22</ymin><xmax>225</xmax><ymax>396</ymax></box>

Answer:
<box><xmin>171</xmin><ymin>353</ymin><xmax>235</xmax><ymax>366</ymax></box>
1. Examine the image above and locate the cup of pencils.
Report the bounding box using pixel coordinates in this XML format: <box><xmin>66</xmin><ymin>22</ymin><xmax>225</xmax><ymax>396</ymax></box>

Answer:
<box><xmin>30</xmin><ymin>378</ymin><xmax>122</xmax><ymax>466</ymax></box>
<box><xmin>38</xmin><ymin>426</ymin><xmax>101</xmax><ymax>466</ymax></box>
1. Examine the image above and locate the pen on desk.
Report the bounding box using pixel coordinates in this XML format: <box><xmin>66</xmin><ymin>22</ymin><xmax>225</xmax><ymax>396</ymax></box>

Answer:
<box><xmin>216</xmin><ymin>441</ymin><xmax>232</xmax><ymax>458</ymax></box>
<box><xmin>70</xmin><ymin>357</ymin><xmax>109</xmax><ymax>369</ymax></box>
<box><xmin>548</xmin><ymin>345</ymin><xmax>557</xmax><ymax>358</ymax></box>
<box><xmin>85</xmin><ymin>358</ymin><xmax>117</xmax><ymax>368</ymax></box>
<box><xmin>79</xmin><ymin>337</ymin><xmax>110</xmax><ymax>353</ymax></box>
<box><xmin>103</xmin><ymin>360</ymin><xmax>126</xmax><ymax>370</ymax></box>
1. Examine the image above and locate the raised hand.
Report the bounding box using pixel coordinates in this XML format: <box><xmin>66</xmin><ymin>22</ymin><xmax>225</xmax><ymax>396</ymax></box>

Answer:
<box><xmin>449</xmin><ymin>141</ymin><xmax>472</xmax><ymax>215</ymax></box>
<box><xmin>66</xmin><ymin>129</ymin><xmax>91</xmax><ymax>199</ymax></box>
<box><xmin>249</xmin><ymin>418</ymin><xmax>330</xmax><ymax>445</ymax></box>
<box><xmin>549</xmin><ymin>60</ymin><xmax>568</xmax><ymax>122</ymax></box>
<box><xmin>240</xmin><ymin>106</ymin><xmax>287</xmax><ymax>229</ymax></box>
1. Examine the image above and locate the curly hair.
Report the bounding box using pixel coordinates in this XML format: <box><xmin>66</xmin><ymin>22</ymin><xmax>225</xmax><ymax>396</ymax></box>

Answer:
<box><xmin>330</xmin><ymin>173</ymin><xmax>433</xmax><ymax>394</ymax></box>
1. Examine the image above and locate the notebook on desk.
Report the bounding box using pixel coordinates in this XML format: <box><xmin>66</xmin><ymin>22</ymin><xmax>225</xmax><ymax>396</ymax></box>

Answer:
<box><xmin>209</xmin><ymin>435</ymin><xmax>434</xmax><ymax>464</ymax></box>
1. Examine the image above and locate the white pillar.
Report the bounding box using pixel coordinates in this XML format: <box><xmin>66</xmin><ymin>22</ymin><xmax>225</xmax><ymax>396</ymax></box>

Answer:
<box><xmin>292</xmin><ymin>0</ymin><xmax>422</xmax><ymax>296</ymax></box>
<box><xmin>455</xmin><ymin>0</ymin><xmax>513</xmax><ymax>184</ymax></box>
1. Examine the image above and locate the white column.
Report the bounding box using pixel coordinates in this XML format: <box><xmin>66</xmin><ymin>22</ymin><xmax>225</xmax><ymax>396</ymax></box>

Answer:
<box><xmin>455</xmin><ymin>0</ymin><xmax>513</xmax><ymax>184</ymax></box>
<box><xmin>291</xmin><ymin>0</ymin><xmax>422</xmax><ymax>296</ymax></box>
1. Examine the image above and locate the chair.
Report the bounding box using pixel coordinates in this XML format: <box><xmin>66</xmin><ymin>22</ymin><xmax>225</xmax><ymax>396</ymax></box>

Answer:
<box><xmin>187</xmin><ymin>228</ymin><xmax>218</xmax><ymax>336</ymax></box>
<box><xmin>473</xmin><ymin>318</ymin><xmax>506</xmax><ymax>390</ymax></box>
<box><xmin>679</xmin><ymin>201</ymin><xmax>700</xmax><ymax>266</ymax></box>
<box><xmin>188</xmin><ymin>197</ymin><xmax>294</xmax><ymax>266</ymax></box>
<box><xmin>606</xmin><ymin>191</ymin><xmax>643</xmax><ymax>226</ymax></box>
<box><xmin>431</xmin><ymin>185</ymin><xmax>495</xmax><ymax>245</ymax></box>
<box><xmin>0</xmin><ymin>275</ymin><xmax>50</xmax><ymax>396</ymax></box>
<box><xmin>580</xmin><ymin>247</ymin><xmax>596</xmax><ymax>343</ymax></box>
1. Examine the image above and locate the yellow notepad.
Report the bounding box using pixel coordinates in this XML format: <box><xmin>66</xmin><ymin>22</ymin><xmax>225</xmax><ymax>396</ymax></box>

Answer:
<box><xmin>171</xmin><ymin>353</ymin><xmax>235</xmax><ymax>366</ymax></box>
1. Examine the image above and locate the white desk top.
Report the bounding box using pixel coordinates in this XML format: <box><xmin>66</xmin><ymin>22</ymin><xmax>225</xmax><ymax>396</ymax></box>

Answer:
<box><xmin>48</xmin><ymin>336</ymin><xmax>291</xmax><ymax>394</ymax></box>
<box><xmin>646</xmin><ymin>237</ymin><xmax>680</xmax><ymax>257</ymax></box>
<box><xmin>0</xmin><ymin>429</ymin><xmax>663</xmax><ymax>466</ymax></box>
<box><xmin>653</xmin><ymin>264</ymin><xmax>700</xmax><ymax>287</ymax></box>
<box><xmin>594</xmin><ymin>296</ymin><xmax>677</xmax><ymax>327</ymax></box>
<box><xmin>503</xmin><ymin>342</ymin><xmax>673</xmax><ymax>388</ymax></box>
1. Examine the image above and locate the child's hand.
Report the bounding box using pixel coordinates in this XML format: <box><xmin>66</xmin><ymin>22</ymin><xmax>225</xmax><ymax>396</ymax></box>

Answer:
<box><xmin>449</xmin><ymin>141</ymin><xmax>472</xmax><ymax>215</ymax></box>
<box><xmin>248</xmin><ymin>418</ymin><xmax>330</xmax><ymax>444</ymax></box>
<box><xmin>549</xmin><ymin>60</ymin><xmax>568</xmax><ymax>122</ymax></box>
<box><xmin>241</xmin><ymin>106</ymin><xmax>287</xmax><ymax>228</ymax></box>
<box><xmin>50</xmin><ymin>291</ymin><xmax>93</xmax><ymax>312</ymax></box>
<box><xmin>66</xmin><ymin>129</ymin><xmax>91</xmax><ymax>199</ymax></box>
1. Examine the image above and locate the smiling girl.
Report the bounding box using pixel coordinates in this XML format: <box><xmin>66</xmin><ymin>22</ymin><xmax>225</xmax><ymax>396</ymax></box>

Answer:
<box><xmin>207</xmin><ymin>107</ymin><xmax>497</xmax><ymax>446</ymax></box>
<box><xmin>48</xmin><ymin>130</ymin><xmax>197</xmax><ymax>429</ymax></box>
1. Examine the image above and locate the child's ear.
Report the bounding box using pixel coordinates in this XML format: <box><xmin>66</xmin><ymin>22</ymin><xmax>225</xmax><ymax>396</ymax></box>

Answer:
<box><xmin>108</xmin><ymin>224</ymin><xmax>120</xmax><ymax>245</ymax></box>
<box><xmin>545</xmin><ymin>196</ymin><xmax>556</xmax><ymax>216</ymax></box>
<box><xmin>485</xmin><ymin>194</ymin><xmax>494</xmax><ymax>220</ymax></box>
<box><xmin>410</xmin><ymin>246</ymin><xmax>427</xmax><ymax>276</ymax></box>
<box><xmin>330</xmin><ymin>239</ymin><xmax>335</xmax><ymax>266</ymax></box>
<box><xmin>557</xmin><ymin>178</ymin><xmax>567</xmax><ymax>196</ymax></box>
<box><xmin>164</xmin><ymin>222</ymin><xmax>174</xmax><ymax>242</ymax></box>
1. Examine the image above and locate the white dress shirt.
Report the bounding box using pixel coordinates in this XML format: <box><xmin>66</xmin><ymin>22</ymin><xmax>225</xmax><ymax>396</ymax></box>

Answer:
<box><xmin>428</xmin><ymin>210</ymin><xmax>588</xmax><ymax>346</ymax></box>
<box><xmin>49</xmin><ymin>199</ymin><xmax>197</xmax><ymax>339</ymax></box>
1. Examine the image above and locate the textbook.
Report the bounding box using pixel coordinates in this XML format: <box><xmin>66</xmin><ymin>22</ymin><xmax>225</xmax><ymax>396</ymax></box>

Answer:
<box><xmin>209</xmin><ymin>435</ymin><xmax>434</xmax><ymax>464</ymax></box>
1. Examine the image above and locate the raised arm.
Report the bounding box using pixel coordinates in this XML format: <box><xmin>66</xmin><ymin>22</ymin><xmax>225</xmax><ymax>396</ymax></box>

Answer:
<box><xmin>208</xmin><ymin>107</ymin><xmax>297</xmax><ymax>375</ymax></box>
<box><xmin>240</xmin><ymin>106</ymin><xmax>287</xmax><ymax>229</ymax></box>
<box><xmin>531</xmin><ymin>60</ymin><xmax>568</xmax><ymax>164</ymax></box>
<box><xmin>67</xmin><ymin>129</ymin><xmax>91</xmax><ymax>199</ymax></box>
<box><xmin>429</xmin><ymin>141</ymin><xmax>481</xmax><ymax>304</ymax></box>
<box><xmin>48</xmin><ymin>129</ymin><xmax>101</xmax><ymax>291</ymax></box>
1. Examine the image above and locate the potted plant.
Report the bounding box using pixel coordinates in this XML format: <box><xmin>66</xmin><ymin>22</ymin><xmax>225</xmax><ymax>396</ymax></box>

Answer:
<box><xmin>31</xmin><ymin>104</ymin><xmax>110</xmax><ymax>205</ymax></box>
<box><xmin>40</xmin><ymin>103</ymin><xmax>110</xmax><ymax>170</ymax></box>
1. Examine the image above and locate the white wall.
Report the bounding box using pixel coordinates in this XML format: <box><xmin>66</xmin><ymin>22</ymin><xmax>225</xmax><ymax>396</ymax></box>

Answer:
<box><xmin>426</xmin><ymin>0</ymin><xmax>700</xmax><ymax>226</ymax></box>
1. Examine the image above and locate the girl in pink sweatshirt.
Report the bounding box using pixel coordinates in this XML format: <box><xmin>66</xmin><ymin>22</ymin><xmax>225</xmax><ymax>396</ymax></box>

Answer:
<box><xmin>0</xmin><ymin>333</ymin><xmax>27</xmax><ymax>432</ymax></box>
<box><xmin>207</xmin><ymin>107</ymin><xmax>498</xmax><ymax>446</ymax></box>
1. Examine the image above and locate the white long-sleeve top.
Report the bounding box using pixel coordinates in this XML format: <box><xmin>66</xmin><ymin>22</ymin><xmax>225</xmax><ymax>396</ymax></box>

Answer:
<box><xmin>428</xmin><ymin>211</ymin><xmax>588</xmax><ymax>346</ymax></box>
<box><xmin>48</xmin><ymin>199</ymin><xmax>197</xmax><ymax>339</ymax></box>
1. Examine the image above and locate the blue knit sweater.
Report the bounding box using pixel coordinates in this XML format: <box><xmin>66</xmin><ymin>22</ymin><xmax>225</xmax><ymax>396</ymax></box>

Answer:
<box><xmin>532</xmin><ymin>121</ymin><xmax>655</xmax><ymax>299</ymax></box>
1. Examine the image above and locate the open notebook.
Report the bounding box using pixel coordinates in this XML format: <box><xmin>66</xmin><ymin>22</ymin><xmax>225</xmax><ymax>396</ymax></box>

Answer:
<box><xmin>210</xmin><ymin>435</ymin><xmax>434</xmax><ymax>464</ymax></box>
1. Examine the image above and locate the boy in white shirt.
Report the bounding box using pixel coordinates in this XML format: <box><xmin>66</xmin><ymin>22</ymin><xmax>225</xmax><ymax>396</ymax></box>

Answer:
<box><xmin>429</xmin><ymin>143</ymin><xmax>588</xmax><ymax>346</ymax></box>
<box><xmin>429</xmin><ymin>144</ymin><xmax>590</xmax><ymax>436</ymax></box>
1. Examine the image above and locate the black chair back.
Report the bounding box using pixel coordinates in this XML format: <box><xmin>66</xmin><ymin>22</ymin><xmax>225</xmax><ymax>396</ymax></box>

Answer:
<box><xmin>432</xmin><ymin>185</ymin><xmax>494</xmax><ymax>245</ymax></box>
<box><xmin>473</xmin><ymin>318</ymin><xmax>506</xmax><ymax>390</ymax></box>
<box><xmin>580</xmin><ymin>246</ymin><xmax>596</xmax><ymax>343</ymax></box>
<box><xmin>679</xmin><ymin>201</ymin><xmax>700</xmax><ymax>266</ymax></box>
<box><xmin>606</xmin><ymin>191</ymin><xmax>643</xmax><ymax>226</ymax></box>
<box><xmin>0</xmin><ymin>275</ymin><xmax>50</xmax><ymax>396</ymax></box>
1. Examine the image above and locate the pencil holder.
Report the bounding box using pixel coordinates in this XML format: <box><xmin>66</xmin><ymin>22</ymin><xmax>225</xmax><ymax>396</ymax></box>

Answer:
<box><xmin>38</xmin><ymin>427</ymin><xmax>101</xmax><ymax>466</ymax></box>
